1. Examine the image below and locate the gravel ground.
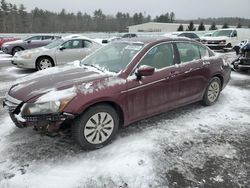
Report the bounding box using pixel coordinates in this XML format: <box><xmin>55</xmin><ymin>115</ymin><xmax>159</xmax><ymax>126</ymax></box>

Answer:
<box><xmin>0</xmin><ymin>52</ymin><xmax>249</xmax><ymax>188</ymax></box>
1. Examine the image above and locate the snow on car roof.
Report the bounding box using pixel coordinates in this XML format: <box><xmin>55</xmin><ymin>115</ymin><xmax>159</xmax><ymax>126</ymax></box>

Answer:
<box><xmin>62</xmin><ymin>34</ymin><xmax>91</xmax><ymax>40</ymax></box>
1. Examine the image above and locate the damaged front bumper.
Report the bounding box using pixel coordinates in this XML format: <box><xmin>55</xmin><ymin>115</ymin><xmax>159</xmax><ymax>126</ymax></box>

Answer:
<box><xmin>3</xmin><ymin>94</ymin><xmax>75</xmax><ymax>132</ymax></box>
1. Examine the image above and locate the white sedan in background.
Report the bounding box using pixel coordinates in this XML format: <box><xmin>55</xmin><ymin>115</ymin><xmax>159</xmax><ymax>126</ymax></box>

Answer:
<box><xmin>12</xmin><ymin>36</ymin><xmax>102</xmax><ymax>70</ymax></box>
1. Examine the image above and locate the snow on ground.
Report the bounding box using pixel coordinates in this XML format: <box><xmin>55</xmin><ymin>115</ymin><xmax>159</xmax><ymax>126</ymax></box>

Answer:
<box><xmin>0</xmin><ymin>71</ymin><xmax>249</xmax><ymax>187</ymax></box>
<box><xmin>0</xmin><ymin>52</ymin><xmax>249</xmax><ymax>187</ymax></box>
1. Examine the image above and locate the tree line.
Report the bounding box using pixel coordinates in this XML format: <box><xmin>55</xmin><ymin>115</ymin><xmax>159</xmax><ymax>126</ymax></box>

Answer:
<box><xmin>177</xmin><ymin>21</ymin><xmax>246</xmax><ymax>31</ymax></box>
<box><xmin>0</xmin><ymin>0</ymin><xmax>176</xmax><ymax>33</ymax></box>
<box><xmin>1</xmin><ymin>0</ymin><xmax>249</xmax><ymax>33</ymax></box>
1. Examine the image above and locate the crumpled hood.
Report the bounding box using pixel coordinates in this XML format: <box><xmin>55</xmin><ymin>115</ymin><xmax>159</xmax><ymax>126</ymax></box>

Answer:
<box><xmin>8</xmin><ymin>63</ymin><xmax>111</xmax><ymax>102</ymax></box>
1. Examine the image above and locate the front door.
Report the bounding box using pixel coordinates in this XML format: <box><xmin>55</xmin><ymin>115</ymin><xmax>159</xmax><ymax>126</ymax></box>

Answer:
<box><xmin>55</xmin><ymin>39</ymin><xmax>89</xmax><ymax>65</ymax></box>
<box><xmin>125</xmin><ymin>43</ymin><xmax>181</xmax><ymax>122</ymax></box>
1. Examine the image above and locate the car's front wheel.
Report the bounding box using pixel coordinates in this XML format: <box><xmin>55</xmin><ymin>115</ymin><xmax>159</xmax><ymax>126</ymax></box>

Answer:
<box><xmin>36</xmin><ymin>57</ymin><xmax>54</xmax><ymax>70</ymax></box>
<box><xmin>71</xmin><ymin>104</ymin><xmax>119</xmax><ymax>150</ymax></box>
<box><xmin>202</xmin><ymin>77</ymin><xmax>221</xmax><ymax>106</ymax></box>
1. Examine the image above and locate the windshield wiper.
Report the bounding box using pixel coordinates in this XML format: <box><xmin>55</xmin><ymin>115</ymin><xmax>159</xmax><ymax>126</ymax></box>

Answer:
<box><xmin>82</xmin><ymin>63</ymin><xmax>105</xmax><ymax>73</ymax></box>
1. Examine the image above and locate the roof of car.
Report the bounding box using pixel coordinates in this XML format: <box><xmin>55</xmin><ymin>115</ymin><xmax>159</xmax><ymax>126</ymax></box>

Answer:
<box><xmin>116</xmin><ymin>36</ymin><xmax>195</xmax><ymax>45</ymax></box>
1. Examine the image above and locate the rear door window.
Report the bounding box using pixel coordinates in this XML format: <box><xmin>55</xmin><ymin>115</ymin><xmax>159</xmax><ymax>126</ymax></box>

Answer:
<box><xmin>62</xmin><ymin>39</ymin><xmax>83</xmax><ymax>49</ymax></box>
<box><xmin>28</xmin><ymin>36</ymin><xmax>43</xmax><ymax>41</ymax></box>
<box><xmin>199</xmin><ymin>45</ymin><xmax>209</xmax><ymax>58</ymax></box>
<box><xmin>176</xmin><ymin>42</ymin><xmax>200</xmax><ymax>63</ymax></box>
<box><xmin>83</xmin><ymin>40</ymin><xmax>92</xmax><ymax>48</ymax></box>
<box><xmin>43</xmin><ymin>36</ymin><xmax>54</xmax><ymax>40</ymax></box>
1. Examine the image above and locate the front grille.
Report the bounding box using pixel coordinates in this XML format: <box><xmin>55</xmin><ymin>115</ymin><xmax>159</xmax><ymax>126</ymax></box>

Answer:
<box><xmin>23</xmin><ymin>114</ymin><xmax>66</xmax><ymax>122</ymax></box>
<box><xmin>207</xmin><ymin>45</ymin><xmax>224</xmax><ymax>50</ymax></box>
<box><xmin>207</xmin><ymin>40</ymin><xmax>220</xmax><ymax>45</ymax></box>
<box><xmin>3</xmin><ymin>94</ymin><xmax>22</xmax><ymax>113</ymax></box>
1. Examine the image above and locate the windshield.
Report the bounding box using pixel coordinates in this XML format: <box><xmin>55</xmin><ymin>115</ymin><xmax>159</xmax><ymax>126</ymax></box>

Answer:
<box><xmin>212</xmin><ymin>30</ymin><xmax>233</xmax><ymax>37</ymax></box>
<box><xmin>45</xmin><ymin>39</ymin><xmax>64</xmax><ymax>49</ymax></box>
<box><xmin>80</xmin><ymin>42</ymin><xmax>144</xmax><ymax>73</ymax></box>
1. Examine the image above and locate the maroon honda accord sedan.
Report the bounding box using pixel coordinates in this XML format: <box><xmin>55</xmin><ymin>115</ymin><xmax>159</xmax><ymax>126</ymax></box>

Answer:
<box><xmin>3</xmin><ymin>37</ymin><xmax>231</xmax><ymax>149</ymax></box>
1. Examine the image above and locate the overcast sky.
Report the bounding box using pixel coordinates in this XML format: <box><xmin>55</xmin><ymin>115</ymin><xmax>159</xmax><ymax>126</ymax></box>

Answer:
<box><xmin>6</xmin><ymin>0</ymin><xmax>250</xmax><ymax>19</ymax></box>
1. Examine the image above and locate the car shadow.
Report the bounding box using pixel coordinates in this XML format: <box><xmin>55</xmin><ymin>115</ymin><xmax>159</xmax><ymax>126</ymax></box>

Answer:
<box><xmin>14</xmin><ymin>68</ymin><xmax>37</xmax><ymax>74</ymax></box>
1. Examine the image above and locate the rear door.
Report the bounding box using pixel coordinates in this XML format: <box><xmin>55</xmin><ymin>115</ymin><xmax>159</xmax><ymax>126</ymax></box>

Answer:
<box><xmin>175</xmin><ymin>42</ymin><xmax>210</xmax><ymax>105</ymax></box>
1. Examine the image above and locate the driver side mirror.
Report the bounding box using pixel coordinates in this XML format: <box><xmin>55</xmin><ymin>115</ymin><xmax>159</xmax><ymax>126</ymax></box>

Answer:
<box><xmin>59</xmin><ymin>46</ymin><xmax>66</xmax><ymax>51</ymax></box>
<box><xmin>135</xmin><ymin>65</ymin><xmax>155</xmax><ymax>79</ymax></box>
<box><xmin>27</xmin><ymin>40</ymin><xmax>31</xmax><ymax>43</ymax></box>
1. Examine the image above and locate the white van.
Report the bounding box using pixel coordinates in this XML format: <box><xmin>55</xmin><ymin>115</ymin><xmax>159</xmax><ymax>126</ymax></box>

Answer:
<box><xmin>200</xmin><ymin>28</ymin><xmax>250</xmax><ymax>51</ymax></box>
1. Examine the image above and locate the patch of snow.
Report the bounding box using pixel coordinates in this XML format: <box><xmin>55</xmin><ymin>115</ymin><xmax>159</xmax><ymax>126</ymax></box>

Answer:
<box><xmin>231</xmin><ymin>71</ymin><xmax>250</xmax><ymax>80</ymax></box>
<box><xmin>36</xmin><ymin>87</ymin><xmax>77</xmax><ymax>103</ymax></box>
<box><xmin>0</xmin><ymin>117</ymin><xmax>16</xmax><ymax>154</ymax></box>
<box><xmin>77</xmin><ymin>77</ymin><xmax>126</xmax><ymax>95</ymax></box>
<box><xmin>0</xmin><ymin>81</ymin><xmax>13</xmax><ymax>92</ymax></box>
<box><xmin>211</xmin><ymin>175</ymin><xmax>224</xmax><ymax>182</ymax></box>
<box><xmin>0</xmin><ymin>128</ymin><xmax>157</xmax><ymax>188</ymax></box>
<box><xmin>0</xmin><ymin>60</ymin><xmax>249</xmax><ymax>187</ymax></box>
<box><xmin>127</xmin><ymin>74</ymin><xmax>137</xmax><ymax>81</ymax></box>
<box><xmin>14</xmin><ymin>114</ymin><xmax>26</xmax><ymax>123</ymax></box>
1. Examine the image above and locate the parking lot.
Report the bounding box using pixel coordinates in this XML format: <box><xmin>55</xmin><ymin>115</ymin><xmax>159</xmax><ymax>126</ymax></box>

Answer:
<box><xmin>0</xmin><ymin>52</ymin><xmax>250</xmax><ymax>188</ymax></box>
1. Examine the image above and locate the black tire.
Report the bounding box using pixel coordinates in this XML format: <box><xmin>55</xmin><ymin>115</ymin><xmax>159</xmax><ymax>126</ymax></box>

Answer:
<box><xmin>202</xmin><ymin>77</ymin><xmax>221</xmax><ymax>106</ymax></box>
<box><xmin>71</xmin><ymin>104</ymin><xmax>119</xmax><ymax>150</ymax></box>
<box><xmin>11</xmin><ymin>47</ymin><xmax>23</xmax><ymax>56</ymax></box>
<box><xmin>36</xmin><ymin>57</ymin><xmax>54</xmax><ymax>70</ymax></box>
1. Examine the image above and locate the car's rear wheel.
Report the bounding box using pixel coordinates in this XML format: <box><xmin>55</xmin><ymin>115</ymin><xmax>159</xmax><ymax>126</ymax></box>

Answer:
<box><xmin>202</xmin><ymin>77</ymin><xmax>221</xmax><ymax>106</ymax></box>
<box><xmin>36</xmin><ymin>57</ymin><xmax>54</xmax><ymax>70</ymax></box>
<box><xmin>12</xmin><ymin>47</ymin><xmax>23</xmax><ymax>56</ymax></box>
<box><xmin>71</xmin><ymin>104</ymin><xmax>119</xmax><ymax>150</ymax></box>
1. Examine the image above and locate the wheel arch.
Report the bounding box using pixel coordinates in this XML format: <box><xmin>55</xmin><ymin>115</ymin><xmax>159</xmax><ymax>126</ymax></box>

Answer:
<box><xmin>11</xmin><ymin>46</ymin><xmax>24</xmax><ymax>55</ymax></box>
<box><xmin>78</xmin><ymin>100</ymin><xmax>125</xmax><ymax>128</ymax></box>
<box><xmin>36</xmin><ymin>55</ymin><xmax>55</xmax><ymax>69</ymax></box>
<box><xmin>211</xmin><ymin>74</ymin><xmax>224</xmax><ymax>90</ymax></box>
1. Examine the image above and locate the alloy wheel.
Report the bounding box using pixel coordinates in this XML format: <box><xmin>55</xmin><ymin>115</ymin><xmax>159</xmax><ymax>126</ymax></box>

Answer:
<box><xmin>207</xmin><ymin>81</ymin><xmax>220</xmax><ymax>103</ymax></box>
<box><xmin>84</xmin><ymin>112</ymin><xmax>114</xmax><ymax>144</ymax></box>
<box><xmin>39</xmin><ymin>59</ymin><xmax>53</xmax><ymax>70</ymax></box>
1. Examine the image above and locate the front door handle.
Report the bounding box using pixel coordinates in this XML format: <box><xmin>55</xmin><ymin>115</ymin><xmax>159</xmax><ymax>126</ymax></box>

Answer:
<box><xmin>170</xmin><ymin>70</ymin><xmax>180</xmax><ymax>74</ymax></box>
<box><xmin>203</xmin><ymin>61</ymin><xmax>210</xmax><ymax>66</ymax></box>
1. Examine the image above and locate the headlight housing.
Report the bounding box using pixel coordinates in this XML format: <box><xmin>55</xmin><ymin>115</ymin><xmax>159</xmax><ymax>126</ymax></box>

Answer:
<box><xmin>21</xmin><ymin>53</ymin><xmax>32</xmax><ymax>59</ymax></box>
<box><xmin>21</xmin><ymin>98</ymin><xmax>72</xmax><ymax>115</ymax></box>
<box><xmin>219</xmin><ymin>40</ymin><xmax>226</xmax><ymax>45</ymax></box>
<box><xmin>201</xmin><ymin>40</ymin><xmax>207</xmax><ymax>44</ymax></box>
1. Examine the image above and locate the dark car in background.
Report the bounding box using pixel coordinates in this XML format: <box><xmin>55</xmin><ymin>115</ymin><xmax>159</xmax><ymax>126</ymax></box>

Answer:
<box><xmin>164</xmin><ymin>32</ymin><xmax>201</xmax><ymax>42</ymax></box>
<box><xmin>178</xmin><ymin>32</ymin><xmax>201</xmax><ymax>42</ymax></box>
<box><xmin>3</xmin><ymin>37</ymin><xmax>231</xmax><ymax>150</ymax></box>
<box><xmin>1</xmin><ymin>35</ymin><xmax>61</xmax><ymax>55</ymax></box>
<box><xmin>121</xmin><ymin>33</ymin><xmax>138</xmax><ymax>38</ymax></box>
<box><xmin>232</xmin><ymin>39</ymin><xmax>250</xmax><ymax>71</ymax></box>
